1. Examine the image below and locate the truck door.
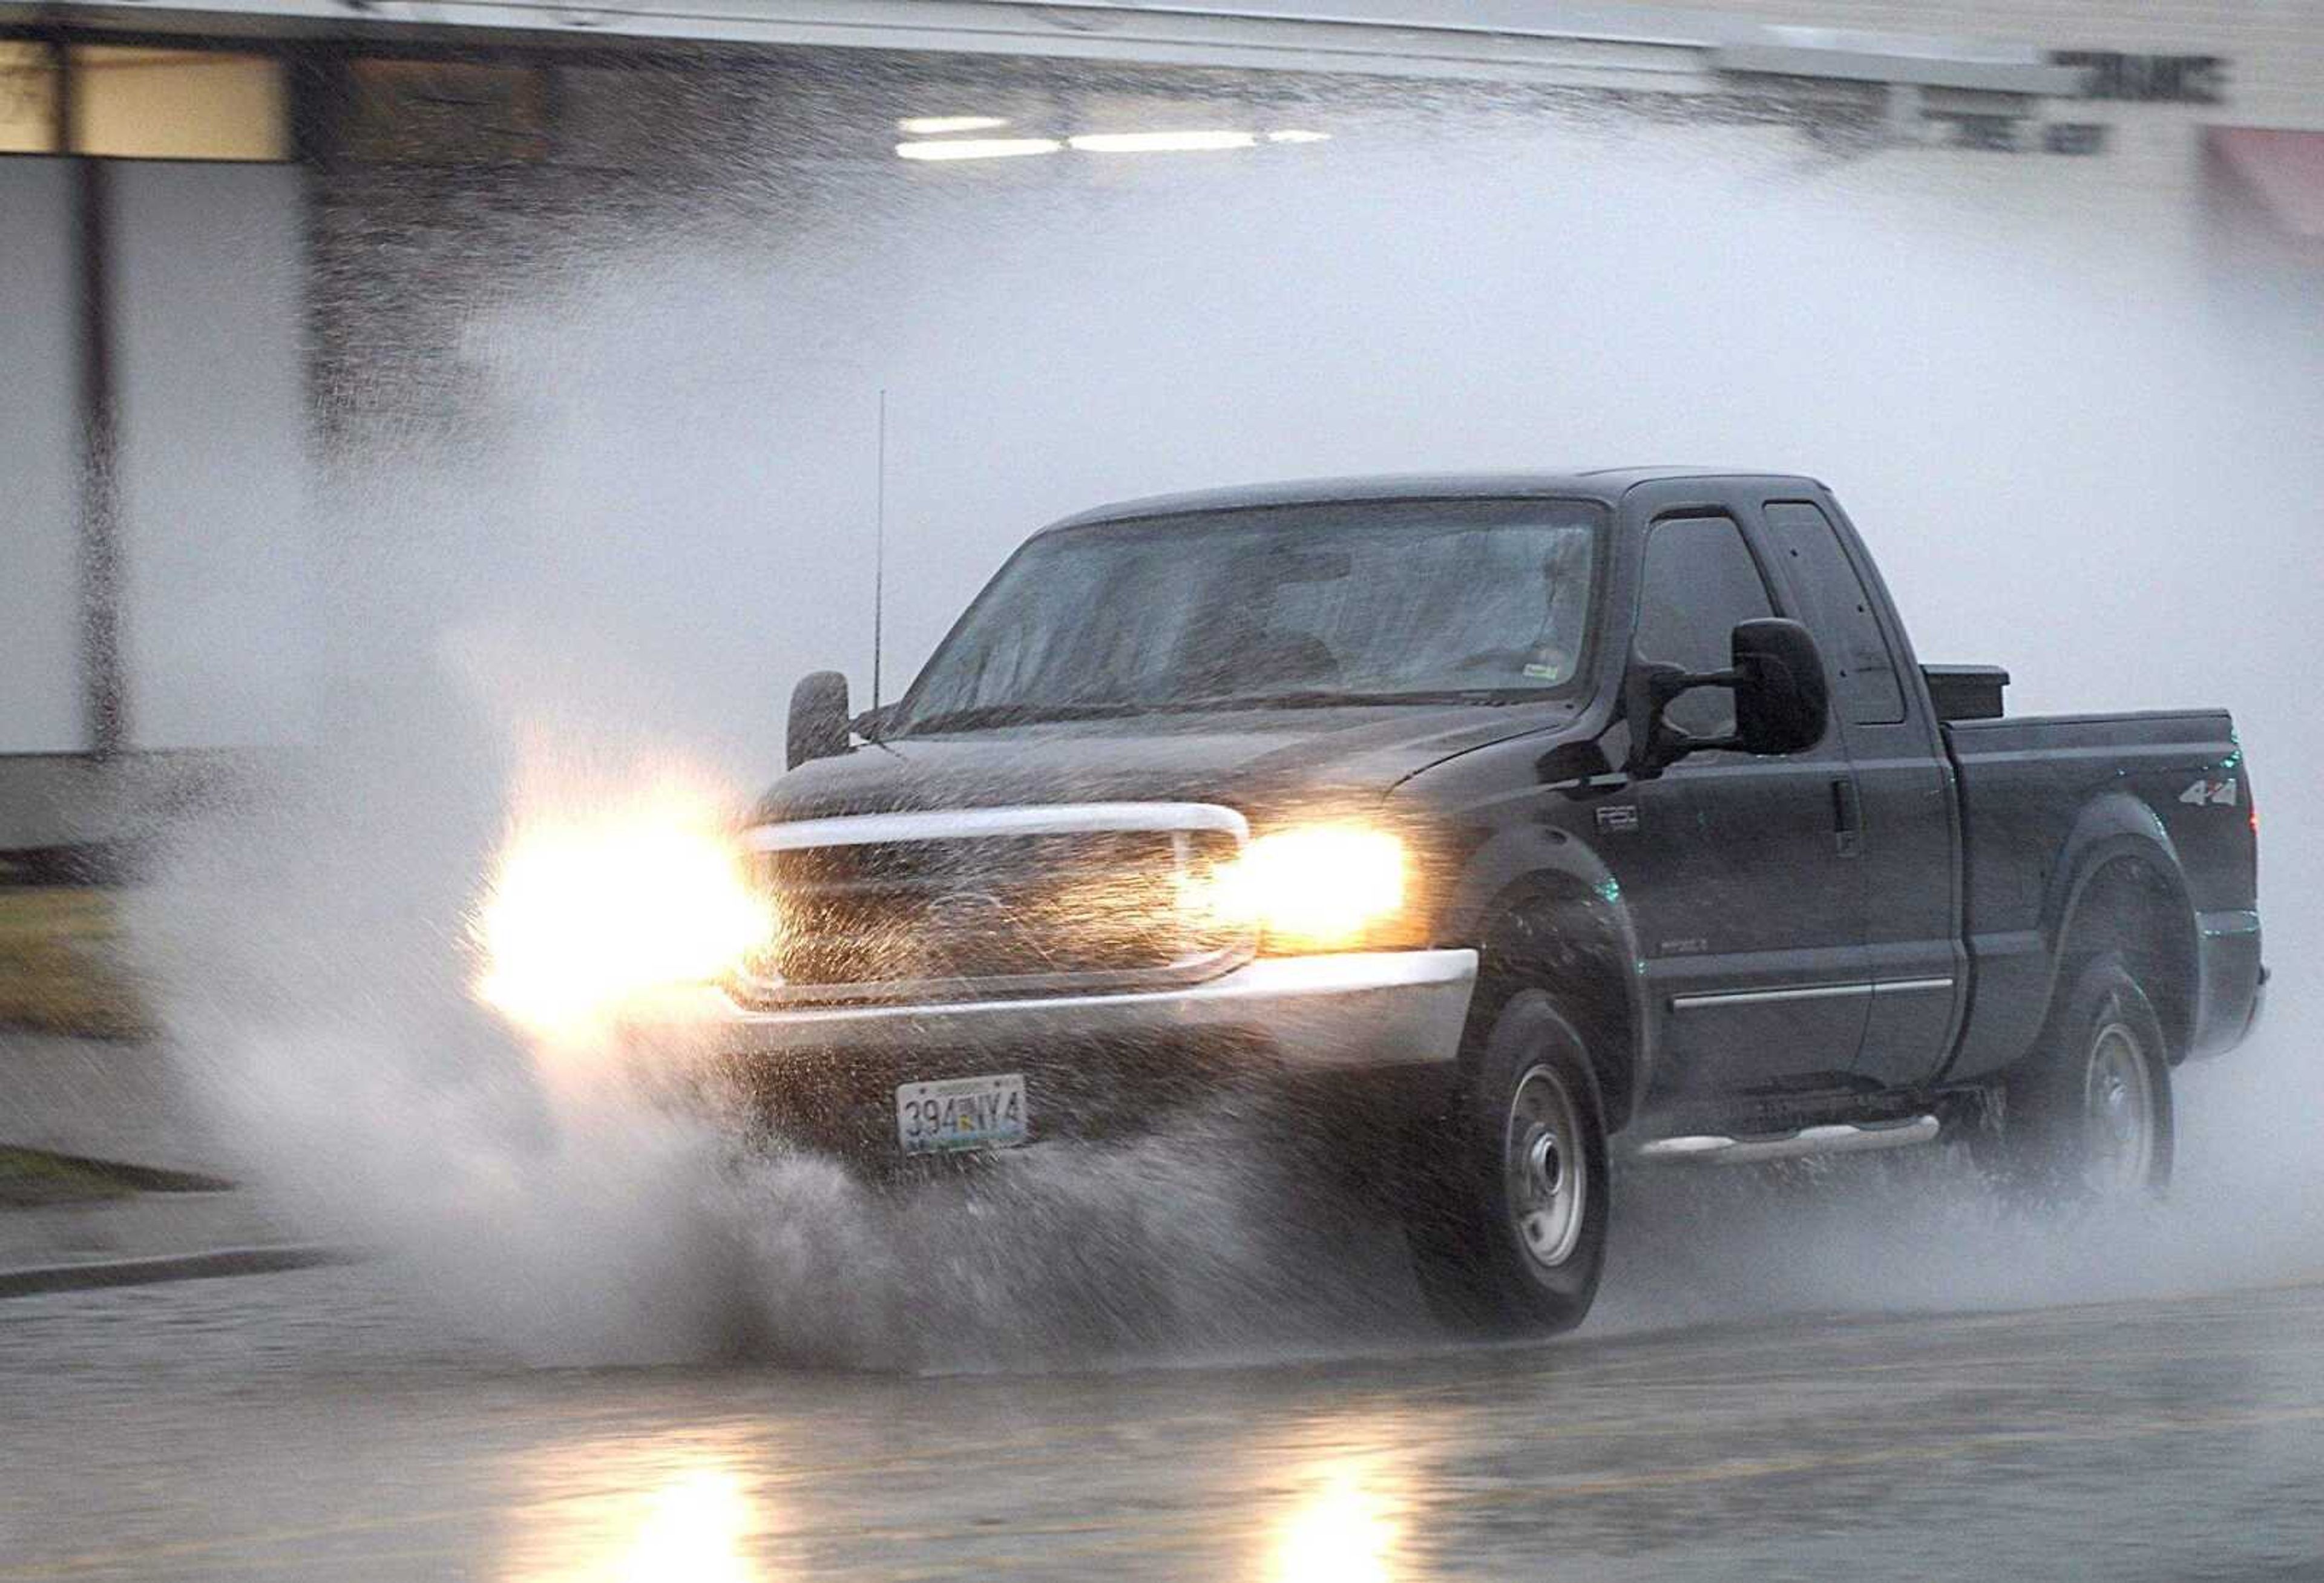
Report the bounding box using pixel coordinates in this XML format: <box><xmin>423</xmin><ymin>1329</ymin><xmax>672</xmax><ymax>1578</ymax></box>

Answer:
<box><xmin>1760</xmin><ymin>499</ymin><xmax>1963</xmax><ymax>1088</ymax></box>
<box><xmin>1623</xmin><ymin>511</ymin><xmax>1873</xmax><ymax>1095</ymax></box>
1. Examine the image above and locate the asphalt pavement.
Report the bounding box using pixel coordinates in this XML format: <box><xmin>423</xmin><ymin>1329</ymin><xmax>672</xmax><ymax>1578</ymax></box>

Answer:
<box><xmin>4</xmin><ymin>1255</ymin><xmax>2322</xmax><ymax>1582</ymax></box>
<box><xmin>5</xmin><ymin>1026</ymin><xmax>2321</xmax><ymax>1580</ymax></box>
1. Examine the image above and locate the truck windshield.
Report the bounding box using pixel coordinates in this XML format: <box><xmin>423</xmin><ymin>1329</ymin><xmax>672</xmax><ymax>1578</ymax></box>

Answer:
<box><xmin>890</xmin><ymin>498</ymin><xmax>1604</xmax><ymax>734</ymax></box>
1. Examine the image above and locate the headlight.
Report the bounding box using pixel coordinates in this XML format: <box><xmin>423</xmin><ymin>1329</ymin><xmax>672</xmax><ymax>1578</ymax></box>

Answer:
<box><xmin>472</xmin><ymin>814</ymin><xmax>770</xmax><ymax>1037</ymax></box>
<box><xmin>1188</xmin><ymin>824</ymin><xmax>1410</xmax><ymax>954</ymax></box>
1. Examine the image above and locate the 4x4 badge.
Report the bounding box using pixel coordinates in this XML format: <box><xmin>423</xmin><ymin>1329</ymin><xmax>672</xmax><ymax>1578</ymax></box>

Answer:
<box><xmin>1597</xmin><ymin>804</ymin><xmax>1641</xmax><ymax>834</ymax></box>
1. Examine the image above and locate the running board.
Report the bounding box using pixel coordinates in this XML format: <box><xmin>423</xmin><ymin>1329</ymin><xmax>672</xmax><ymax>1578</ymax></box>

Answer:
<box><xmin>1633</xmin><ymin>1115</ymin><xmax>1942</xmax><ymax>1167</ymax></box>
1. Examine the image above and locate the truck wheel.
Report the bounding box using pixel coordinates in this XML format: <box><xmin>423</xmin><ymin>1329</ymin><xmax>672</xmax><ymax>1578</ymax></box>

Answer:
<box><xmin>1990</xmin><ymin>953</ymin><xmax>2174</xmax><ymax>1205</ymax></box>
<box><xmin>1406</xmin><ymin>990</ymin><xmax>1609</xmax><ymax>1336</ymax></box>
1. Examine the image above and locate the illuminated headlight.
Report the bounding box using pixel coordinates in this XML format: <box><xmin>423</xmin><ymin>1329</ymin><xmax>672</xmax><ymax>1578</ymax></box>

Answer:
<box><xmin>472</xmin><ymin>816</ymin><xmax>770</xmax><ymax>1037</ymax></box>
<box><xmin>1186</xmin><ymin>824</ymin><xmax>1411</xmax><ymax>954</ymax></box>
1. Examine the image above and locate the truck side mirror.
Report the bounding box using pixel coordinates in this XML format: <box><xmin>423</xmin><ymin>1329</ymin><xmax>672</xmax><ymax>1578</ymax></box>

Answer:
<box><xmin>787</xmin><ymin>670</ymin><xmax>852</xmax><ymax>769</ymax></box>
<box><xmin>1731</xmin><ymin>618</ymin><xmax>1829</xmax><ymax>756</ymax></box>
<box><xmin>1622</xmin><ymin>618</ymin><xmax>1830</xmax><ymax>777</ymax></box>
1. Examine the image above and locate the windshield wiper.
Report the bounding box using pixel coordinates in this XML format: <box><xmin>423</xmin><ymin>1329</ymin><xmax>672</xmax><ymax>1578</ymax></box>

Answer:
<box><xmin>893</xmin><ymin>701</ymin><xmax>1179</xmax><ymax>735</ymax></box>
<box><xmin>1185</xmin><ymin>689</ymin><xmax>1527</xmax><ymax>712</ymax></box>
<box><xmin>899</xmin><ymin>689</ymin><xmax>1544</xmax><ymax>735</ymax></box>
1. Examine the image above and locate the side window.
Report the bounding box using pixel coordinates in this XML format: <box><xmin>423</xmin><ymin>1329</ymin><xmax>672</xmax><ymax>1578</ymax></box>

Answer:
<box><xmin>1764</xmin><ymin>502</ymin><xmax>1906</xmax><ymax>726</ymax></box>
<box><xmin>1635</xmin><ymin>515</ymin><xmax>1775</xmax><ymax>738</ymax></box>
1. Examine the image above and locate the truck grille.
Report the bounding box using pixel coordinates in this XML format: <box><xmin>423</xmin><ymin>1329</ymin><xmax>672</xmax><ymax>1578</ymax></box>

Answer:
<box><xmin>737</xmin><ymin>805</ymin><xmax>1250</xmax><ymax>1004</ymax></box>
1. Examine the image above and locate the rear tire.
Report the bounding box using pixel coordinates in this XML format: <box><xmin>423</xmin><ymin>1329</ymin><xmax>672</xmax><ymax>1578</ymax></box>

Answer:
<box><xmin>1405</xmin><ymin>991</ymin><xmax>1610</xmax><ymax>1337</ymax></box>
<box><xmin>1986</xmin><ymin>953</ymin><xmax>2174</xmax><ymax>1205</ymax></box>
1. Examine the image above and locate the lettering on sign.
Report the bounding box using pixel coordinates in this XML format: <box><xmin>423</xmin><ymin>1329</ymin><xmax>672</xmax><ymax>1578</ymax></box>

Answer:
<box><xmin>2041</xmin><ymin>122</ymin><xmax>2109</xmax><ymax>156</ymax></box>
<box><xmin>1892</xmin><ymin>48</ymin><xmax>2230</xmax><ymax>156</ymax></box>
<box><xmin>2049</xmin><ymin>52</ymin><xmax>2229</xmax><ymax>105</ymax></box>
<box><xmin>1920</xmin><ymin>114</ymin><xmax>2110</xmax><ymax>156</ymax></box>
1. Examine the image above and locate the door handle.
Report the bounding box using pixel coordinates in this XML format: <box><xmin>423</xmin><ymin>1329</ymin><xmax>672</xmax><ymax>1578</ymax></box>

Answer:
<box><xmin>1831</xmin><ymin>777</ymin><xmax>1863</xmax><ymax>858</ymax></box>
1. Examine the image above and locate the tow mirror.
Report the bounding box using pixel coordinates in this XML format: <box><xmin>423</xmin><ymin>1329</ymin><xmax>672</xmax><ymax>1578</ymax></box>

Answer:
<box><xmin>1623</xmin><ymin>617</ymin><xmax>1830</xmax><ymax>776</ymax></box>
<box><xmin>1731</xmin><ymin>618</ymin><xmax>1829</xmax><ymax>756</ymax></box>
<box><xmin>787</xmin><ymin>670</ymin><xmax>852</xmax><ymax>769</ymax></box>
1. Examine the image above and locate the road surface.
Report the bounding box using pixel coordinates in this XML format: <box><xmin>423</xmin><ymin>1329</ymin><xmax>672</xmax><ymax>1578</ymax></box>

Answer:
<box><xmin>4</xmin><ymin>1250</ymin><xmax>2322</xmax><ymax>1581</ymax></box>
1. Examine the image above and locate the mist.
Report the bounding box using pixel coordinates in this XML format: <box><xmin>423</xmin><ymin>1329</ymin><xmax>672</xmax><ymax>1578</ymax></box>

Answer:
<box><xmin>126</xmin><ymin>99</ymin><xmax>2324</xmax><ymax>1368</ymax></box>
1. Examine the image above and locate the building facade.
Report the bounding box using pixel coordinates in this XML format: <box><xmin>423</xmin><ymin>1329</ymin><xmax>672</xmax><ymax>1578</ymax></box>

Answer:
<box><xmin>1</xmin><ymin>1</ymin><xmax>2317</xmax><ymax>853</ymax></box>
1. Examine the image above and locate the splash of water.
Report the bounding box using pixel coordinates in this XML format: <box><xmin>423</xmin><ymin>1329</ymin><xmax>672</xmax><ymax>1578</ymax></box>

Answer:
<box><xmin>125</xmin><ymin>104</ymin><xmax>2323</xmax><ymax>1368</ymax></box>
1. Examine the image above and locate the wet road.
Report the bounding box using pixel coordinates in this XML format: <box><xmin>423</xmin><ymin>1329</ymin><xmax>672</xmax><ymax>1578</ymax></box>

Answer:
<box><xmin>4</xmin><ymin>1257</ymin><xmax>2322</xmax><ymax>1581</ymax></box>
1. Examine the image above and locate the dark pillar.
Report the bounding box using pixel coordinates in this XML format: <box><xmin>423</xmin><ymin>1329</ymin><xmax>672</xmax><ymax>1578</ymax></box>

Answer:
<box><xmin>59</xmin><ymin>38</ymin><xmax>127</xmax><ymax>759</ymax></box>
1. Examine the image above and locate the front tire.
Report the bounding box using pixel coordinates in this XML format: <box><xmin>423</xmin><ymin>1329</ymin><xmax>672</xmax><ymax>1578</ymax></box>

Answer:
<box><xmin>1405</xmin><ymin>991</ymin><xmax>1610</xmax><ymax>1336</ymax></box>
<box><xmin>1988</xmin><ymin>952</ymin><xmax>2175</xmax><ymax>1205</ymax></box>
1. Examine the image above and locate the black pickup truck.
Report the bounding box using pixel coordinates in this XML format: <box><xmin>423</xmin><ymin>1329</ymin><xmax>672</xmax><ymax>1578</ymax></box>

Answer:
<box><xmin>699</xmin><ymin>470</ymin><xmax>2265</xmax><ymax>1334</ymax></box>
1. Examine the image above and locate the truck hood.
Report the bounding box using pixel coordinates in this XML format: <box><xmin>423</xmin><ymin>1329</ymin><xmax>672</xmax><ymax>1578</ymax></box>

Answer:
<box><xmin>752</xmin><ymin>701</ymin><xmax>1584</xmax><ymax>826</ymax></box>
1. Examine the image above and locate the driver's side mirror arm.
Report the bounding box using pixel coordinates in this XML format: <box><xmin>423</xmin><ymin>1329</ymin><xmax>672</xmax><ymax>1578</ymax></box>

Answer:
<box><xmin>1622</xmin><ymin>660</ymin><xmax>1744</xmax><ymax>779</ymax></box>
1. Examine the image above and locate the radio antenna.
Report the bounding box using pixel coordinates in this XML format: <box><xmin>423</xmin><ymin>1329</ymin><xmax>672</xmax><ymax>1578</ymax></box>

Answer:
<box><xmin>872</xmin><ymin>387</ymin><xmax>888</xmax><ymax>712</ymax></box>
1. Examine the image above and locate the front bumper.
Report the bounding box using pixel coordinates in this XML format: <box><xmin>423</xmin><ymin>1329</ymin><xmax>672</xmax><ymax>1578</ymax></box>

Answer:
<box><xmin>624</xmin><ymin>950</ymin><xmax>1480</xmax><ymax>1156</ymax></box>
<box><xmin>678</xmin><ymin>949</ymin><xmax>1475</xmax><ymax>1065</ymax></box>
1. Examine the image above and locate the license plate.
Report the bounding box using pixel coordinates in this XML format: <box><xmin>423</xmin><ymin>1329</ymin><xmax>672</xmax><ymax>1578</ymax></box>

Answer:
<box><xmin>896</xmin><ymin>1073</ymin><xmax>1028</xmax><ymax>1156</ymax></box>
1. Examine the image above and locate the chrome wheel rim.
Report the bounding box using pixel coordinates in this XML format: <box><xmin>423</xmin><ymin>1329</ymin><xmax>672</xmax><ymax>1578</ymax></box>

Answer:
<box><xmin>1506</xmin><ymin>1065</ymin><xmax>1587</xmax><ymax>1268</ymax></box>
<box><xmin>2084</xmin><ymin>1021</ymin><xmax>2157</xmax><ymax>1196</ymax></box>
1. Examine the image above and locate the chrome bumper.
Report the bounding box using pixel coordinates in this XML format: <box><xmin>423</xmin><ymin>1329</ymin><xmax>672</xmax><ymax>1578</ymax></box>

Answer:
<box><xmin>634</xmin><ymin>949</ymin><xmax>1479</xmax><ymax>1070</ymax></box>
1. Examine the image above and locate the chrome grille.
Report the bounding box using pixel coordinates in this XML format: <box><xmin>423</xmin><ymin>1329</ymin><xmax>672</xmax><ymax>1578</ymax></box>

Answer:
<box><xmin>737</xmin><ymin>804</ymin><xmax>1250</xmax><ymax>1004</ymax></box>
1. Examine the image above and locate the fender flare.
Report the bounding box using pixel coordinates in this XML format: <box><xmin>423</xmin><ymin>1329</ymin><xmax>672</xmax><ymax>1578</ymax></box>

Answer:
<box><xmin>2039</xmin><ymin>791</ymin><xmax>2201</xmax><ymax>1058</ymax></box>
<box><xmin>1439</xmin><ymin>824</ymin><xmax>1654</xmax><ymax>1130</ymax></box>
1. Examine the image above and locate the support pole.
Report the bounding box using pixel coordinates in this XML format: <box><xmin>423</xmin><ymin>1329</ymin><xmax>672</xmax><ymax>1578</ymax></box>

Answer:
<box><xmin>61</xmin><ymin>35</ymin><xmax>126</xmax><ymax>759</ymax></box>
<box><xmin>872</xmin><ymin>387</ymin><xmax>887</xmax><ymax>712</ymax></box>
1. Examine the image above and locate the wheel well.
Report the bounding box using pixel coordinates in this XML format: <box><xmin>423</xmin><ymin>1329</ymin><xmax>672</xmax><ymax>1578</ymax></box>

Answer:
<box><xmin>2057</xmin><ymin>859</ymin><xmax>2198</xmax><ymax>1063</ymax></box>
<box><xmin>1474</xmin><ymin>879</ymin><xmax>1640</xmax><ymax>1132</ymax></box>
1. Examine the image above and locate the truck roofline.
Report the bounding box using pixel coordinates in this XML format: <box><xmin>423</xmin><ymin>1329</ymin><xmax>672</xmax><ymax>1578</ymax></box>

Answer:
<box><xmin>1037</xmin><ymin>469</ymin><xmax>1833</xmax><ymax>534</ymax></box>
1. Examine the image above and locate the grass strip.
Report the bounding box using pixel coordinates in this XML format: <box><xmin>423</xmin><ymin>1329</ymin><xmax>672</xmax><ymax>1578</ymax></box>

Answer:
<box><xmin>0</xmin><ymin>1146</ymin><xmax>146</xmax><ymax>1208</ymax></box>
<box><xmin>0</xmin><ymin>886</ymin><xmax>155</xmax><ymax>1041</ymax></box>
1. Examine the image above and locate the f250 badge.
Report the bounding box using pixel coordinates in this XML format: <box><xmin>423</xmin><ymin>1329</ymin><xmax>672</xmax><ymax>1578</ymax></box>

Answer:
<box><xmin>2180</xmin><ymin>778</ymin><xmax>2239</xmax><ymax>807</ymax></box>
<box><xmin>1596</xmin><ymin>804</ymin><xmax>1641</xmax><ymax>834</ymax></box>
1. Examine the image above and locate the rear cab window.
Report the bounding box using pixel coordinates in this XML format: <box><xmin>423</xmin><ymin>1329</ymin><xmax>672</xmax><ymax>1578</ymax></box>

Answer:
<box><xmin>1762</xmin><ymin>501</ymin><xmax>1907</xmax><ymax>726</ymax></box>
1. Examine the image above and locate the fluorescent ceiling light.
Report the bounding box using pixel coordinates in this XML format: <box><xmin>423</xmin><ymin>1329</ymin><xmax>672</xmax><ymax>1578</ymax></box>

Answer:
<box><xmin>1066</xmin><ymin>130</ymin><xmax>1258</xmax><ymax>154</ymax></box>
<box><xmin>898</xmin><ymin>116</ymin><xmax>1011</xmax><ymax>135</ymax></box>
<box><xmin>896</xmin><ymin>138</ymin><xmax>1063</xmax><ymax>162</ymax></box>
<box><xmin>1265</xmin><ymin>129</ymin><xmax>1332</xmax><ymax>144</ymax></box>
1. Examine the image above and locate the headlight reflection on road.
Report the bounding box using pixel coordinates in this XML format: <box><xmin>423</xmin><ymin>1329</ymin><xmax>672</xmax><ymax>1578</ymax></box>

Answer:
<box><xmin>614</xmin><ymin>1467</ymin><xmax>760</xmax><ymax>1583</ymax></box>
<box><xmin>1265</xmin><ymin>1447</ymin><xmax>1410</xmax><ymax>1583</ymax></box>
<box><xmin>500</xmin><ymin>1437</ymin><xmax>775</xmax><ymax>1583</ymax></box>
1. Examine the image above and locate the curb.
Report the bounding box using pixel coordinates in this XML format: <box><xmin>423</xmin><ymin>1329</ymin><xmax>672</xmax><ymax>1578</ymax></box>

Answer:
<box><xmin>0</xmin><ymin>1244</ymin><xmax>363</xmax><ymax>1300</ymax></box>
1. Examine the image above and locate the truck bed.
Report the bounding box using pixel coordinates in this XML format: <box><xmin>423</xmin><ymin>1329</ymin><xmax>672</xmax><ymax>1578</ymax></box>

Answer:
<box><xmin>1943</xmin><ymin>708</ymin><xmax>2260</xmax><ymax>1079</ymax></box>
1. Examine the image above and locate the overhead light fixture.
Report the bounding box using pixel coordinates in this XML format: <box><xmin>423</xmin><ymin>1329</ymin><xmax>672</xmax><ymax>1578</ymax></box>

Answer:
<box><xmin>895</xmin><ymin>138</ymin><xmax>1063</xmax><ymax>162</ymax></box>
<box><xmin>898</xmin><ymin>116</ymin><xmax>1011</xmax><ymax>136</ymax></box>
<box><xmin>1066</xmin><ymin>130</ymin><xmax>1259</xmax><ymax>154</ymax></box>
<box><xmin>1265</xmin><ymin>129</ymin><xmax>1331</xmax><ymax>145</ymax></box>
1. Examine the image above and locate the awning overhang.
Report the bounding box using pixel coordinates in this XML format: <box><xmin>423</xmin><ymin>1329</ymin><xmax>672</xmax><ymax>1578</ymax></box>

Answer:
<box><xmin>0</xmin><ymin>0</ymin><xmax>2079</xmax><ymax>100</ymax></box>
<box><xmin>2206</xmin><ymin>126</ymin><xmax>2324</xmax><ymax>243</ymax></box>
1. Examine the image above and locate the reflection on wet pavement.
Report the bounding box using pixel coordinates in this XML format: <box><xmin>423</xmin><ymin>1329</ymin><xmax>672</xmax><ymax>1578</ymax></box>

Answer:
<box><xmin>4</xmin><ymin>1263</ymin><xmax>2324</xmax><ymax>1579</ymax></box>
<box><xmin>1264</xmin><ymin>1444</ymin><xmax>1407</xmax><ymax>1583</ymax></box>
<box><xmin>499</xmin><ymin>1430</ymin><xmax>773</xmax><ymax>1583</ymax></box>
